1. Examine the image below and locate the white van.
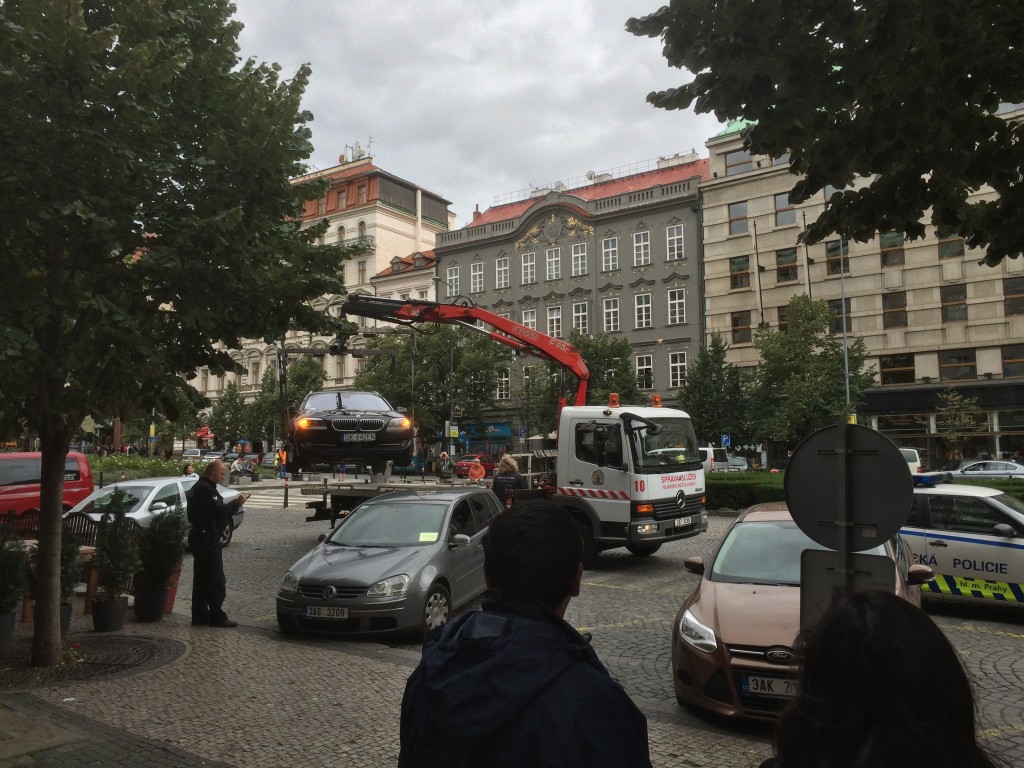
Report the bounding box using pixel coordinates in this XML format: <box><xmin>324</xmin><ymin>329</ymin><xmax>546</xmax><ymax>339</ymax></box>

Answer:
<box><xmin>900</xmin><ymin>448</ymin><xmax>923</xmax><ymax>474</ymax></box>
<box><xmin>700</xmin><ymin>446</ymin><xmax>729</xmax><ymax>474</ymax></box>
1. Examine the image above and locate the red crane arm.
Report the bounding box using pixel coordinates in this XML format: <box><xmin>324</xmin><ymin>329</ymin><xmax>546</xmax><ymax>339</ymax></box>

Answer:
<box><xmin>339</xmin><ymin>294</ymin><xmax>589</xmax><ymax>406</ymax></box>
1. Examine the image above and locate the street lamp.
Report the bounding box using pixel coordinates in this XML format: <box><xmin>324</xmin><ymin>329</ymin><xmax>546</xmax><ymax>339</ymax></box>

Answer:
<box><xmin>432</xmin><ymin>276</ymin><xmax>458</xmax><ymax>456</ymax></box>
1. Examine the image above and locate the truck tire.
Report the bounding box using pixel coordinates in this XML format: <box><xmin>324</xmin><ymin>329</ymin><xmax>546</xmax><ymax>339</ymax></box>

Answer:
<box><xmin>626</xmin><ymin>543</ymin><xmax>662</xmax><ymax>557</ymax></box>
<box><xmin>576</xmin><ymin>519</ymin><xmax>598</xmax><ymax>569</ymax></box>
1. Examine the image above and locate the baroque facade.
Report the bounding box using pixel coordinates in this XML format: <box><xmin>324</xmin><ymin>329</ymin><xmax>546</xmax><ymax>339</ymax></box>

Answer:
<box><xmin>701</xmin><ymin>112</ymin><xmax>1024</xmax><ymax>464</ymax></box>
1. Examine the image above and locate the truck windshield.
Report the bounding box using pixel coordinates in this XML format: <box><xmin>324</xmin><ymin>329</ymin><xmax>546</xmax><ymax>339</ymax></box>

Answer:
<box><xmin>630</xmin><ymin>417</ymin><xmax>702</xmax><ymax>471</ymax></box>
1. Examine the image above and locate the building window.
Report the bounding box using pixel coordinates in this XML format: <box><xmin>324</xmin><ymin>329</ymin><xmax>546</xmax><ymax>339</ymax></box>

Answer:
<box><xmin>633</xmin><ymin>231</ymin><xmax>651</xmax><ymax>266</ymax></box>
<box><xmin>546</xmin><ymin>247</ymin><xmax>561</xmax><ymax>281</ymax></box>
<box><xmin>446</xmin><ymin>266</ymin><xmax>459</xmax><ymax>297</ymax></box>
<box><xmin>775</xmin><ymin>193</ymin><xmax>796</xmax><ymax>226</ymax></box>
<box><xmin>729</xmin><ymin>201</ymin><xmax>749</xmax><ymax>235</ymax></box>
<box><xmin>826</xmin><ymin>239</ymin><xmax>849</xmax><ymax>275</ymax></box>
<box><xmin>880</xmin><ymin>353</ymin><xmax>915</xmax><ymax>385</ymax></box>
<box><xmin>725</xmin><ymin>149</ymin><xmax>752</xmax><ymax>175</ymax></box>
<box><xmin>357</xmin><ymin>260</ymin><xmax>367</xmax><ymax>284</ymax></box>
<box><xmin>636</xmin><ymin>355</ymin><xmax>653</xmax><ymax>390</ymax></box>
<box><xmin>669</xmin><ymin>352</ymin><xmax>687</xmax><ymax>388</ymax></box>
<box><xmin>635</xmin><ymin>294</ymin><xmax>652</xmax><ymax>328</ymax></box>
<box><xmin>1004</xmin><ymin>276</ymin><xmax>1024</xmax><ymax>316</ymax></box>
<box><xmin>730</xmin><ymin>255</ymin><xmax>750</xmax><ymax>289</ymax></box>
<box><xmin>521</xmin><ymin>252</ymin><xmax>536</xmax><ymax>285</ymax></box>
<box><xmin>547</xmin><ymin>306</ymin><xmax>562</xmax><ymax>338</ymax></box>
<box><xmin>668</xmin><ymin>288</ymin><xmax>686</xmax><ymax>325</ymax></box>
<box><xmin>880</xmin><ymin>231</ymin><xmax>905</xmax><ymax>267</ymax></box>
<box><xmin>1003</xmin><ymin>344</ymin><xmax>1024</xmax><ymax>378</ymax></box>
<box><xmin>882</xmin><ymin>291</ymin><xmax>908</xmax><ymax>329</ymax></box>
<box><xmin>776</xmin><ymin>247</ymin><xmax>798</xmax><ymax>283</ymax></box>
<box><xmin>938</xmin><ymin>232</ymin><xmax>965</xmax><ymax>259</ymax></box>
<box><xmin>496</xmin><ymin>369</ymin><xmax>511</xmax><ymax>400</ymax></box>
<box><xmin>666</xmin><ymin>224</ymin><xmax>685</xmax><ymax>261</ymax></box>
<box><xmin>470</xmin><ymin>262</ymin><xmax>484</xmax><ymax>294</ymax></box>
<box><xmin>828</xmin><ymin>298</ymin><xmax>851</xmax><ymax>334</ymax></box>
<box><xmin>941</xmin><ymin>283</ymin><xmax>967</xmax><ymax>323</ymax></box>
<box><xmin>521</xmin><ymin>309</ymin><xmax>536</xmax><ymax>330</ymax></box>
<box><xmin>602</xmin><ymin>237</ymin><xmax>619</xmax><ymax>271</ymax></box>
<box><xmin>777</xmin><ymin>305</ymin><xmax>789</xmax><ymax>332</ymax></box>
<box><xmin>358</xmin><ymin>221</ymin><xmax>367</xmax><ymax>239</ymax></box>
<box><xmin>571</xmin><ymin>243</ymin><xmax>587</xmax><ymax>276</ymax></box>
<box><xmin>251</xmin><ymin>361</ymin><xmax>260</xmax><ymax>382</ymax></box>
<box><xmin>357</xmin><ymin>185</ymin><xmax>367</xmax><ymax>204</ymax></box>
<box><xmin>732</xmin><ymin>310</ymin><xmax>752</xmax><ymax>344</ymax></box>
<box><xmin>603</xmin><ymin>298</ymin><xmax>620</xmax><ymax>332</ymax></box>
<box><xmin>572</xmin><ymin>302</ymin><xmax>588</xmax><ymax>334</ymax></box>
<box><xmin>939</xmin><ymin>348</ymin><xmax>976</xmax><ymax>381</ymax></box>
<box><xmin>495</xmin><ymin>257</ymin><xmax>510</xmax><ymax>289</ymax></box>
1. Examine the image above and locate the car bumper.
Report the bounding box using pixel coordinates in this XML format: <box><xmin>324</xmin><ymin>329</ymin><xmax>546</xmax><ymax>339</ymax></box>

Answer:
<box><xmin>275</xmin><ymin>590</ymin><xmax>422</xmax><ymax>635</ymax></box>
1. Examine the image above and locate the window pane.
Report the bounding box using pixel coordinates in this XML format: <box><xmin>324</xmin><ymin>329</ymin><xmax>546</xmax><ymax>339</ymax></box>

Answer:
<box><xmin>729</xmin><ymin>201</ymin><xmax>748</xmax><ymax>235</ymax></box>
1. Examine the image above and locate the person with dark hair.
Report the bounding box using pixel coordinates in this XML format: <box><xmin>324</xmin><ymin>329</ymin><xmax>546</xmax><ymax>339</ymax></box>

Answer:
<box><xmin>399</xmin><ymin>500</ymin><xmax>651</xmax><ymax>768</ymax></box>
<box><xmin>761</xmin><ymin>589</ymin><xmax>999</xmax><ymax>768</ymax></box>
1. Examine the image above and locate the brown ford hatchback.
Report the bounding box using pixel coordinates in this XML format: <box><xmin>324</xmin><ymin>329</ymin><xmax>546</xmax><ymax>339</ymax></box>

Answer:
<box><xmin>671</xmin><ymin>503</ymin><xmax>933</xmax><ymax>719</ymax></box>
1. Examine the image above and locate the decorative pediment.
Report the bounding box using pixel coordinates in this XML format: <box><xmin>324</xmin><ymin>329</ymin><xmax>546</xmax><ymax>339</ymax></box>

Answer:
<box><xmin>515</xmin><ymin>213</ymin><xmax>594</xmax><ymax>249</ymax></box>
<box><xmin>629</xmin><ymin>277</ymin><xmax>656</xmax><ymax>289</ymax></box>
<box><xmin>492</xmin><ymin>298</ymin><xmax>514</xmax><ymax>309</ymax></box>
<box><xmin>519</xmin><ymin>295</ymin><xmax>538</xmax><ymax>306</ymax></box>
<box><xmin>542</xmin><ymin>290</ymin><xmax>566</xmax><ymax>301</ymax></box>
<box><xmin>662</xmin><ymin>272</ymin><xmax>690</xmax><ymax>283</ymax></box>
<box><xmin>597</xmin><ymin>282</ymin><xmax>624</xmax><ymax>293</ymax></box>
<box><xmin>567</xmin><ymin>287</ymin><xmax>592</xmax><ymax>298</ymax></box>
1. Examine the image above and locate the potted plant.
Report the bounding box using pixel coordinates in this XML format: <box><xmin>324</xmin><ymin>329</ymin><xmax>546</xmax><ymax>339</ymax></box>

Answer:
<box><xmin>0</xmin><ymin>521</ymin><xmax>28</xmax><ymax>651</ymax></box>
<box><xmin>133</xmin><ymin>503</ymin><xmax>188</xmax><ymax>622</ymax></box>
<box><xmin>92</xmin><ymin>489</ymin><xmax>141</xmax><ymax>632</ymax></box>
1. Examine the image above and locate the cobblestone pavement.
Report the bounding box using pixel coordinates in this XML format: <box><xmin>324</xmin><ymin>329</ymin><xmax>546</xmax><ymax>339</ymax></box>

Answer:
<box><xmin>2</xmin><ymin>483</ymin><xmax>1022</xmax><ymax>767</ymax></box>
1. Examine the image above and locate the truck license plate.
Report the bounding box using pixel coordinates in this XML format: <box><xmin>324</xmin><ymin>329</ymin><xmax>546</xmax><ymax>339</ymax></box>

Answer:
<box><xmin>341</xmin><ymin>433</ymin><xmax>375</xmax><ymax>442</ymax></box>
<box><xmin>674</xmin><ymin>516</ymin><xmax>692</xmax><ymax>528</ymax></box>
<box><xmin>742</xmin><ymin>675</ymin><xmax>796</xmax><ymax>698</ymax></box>
<box><xmin>305</xmin><ymin>606</ymin><xmax>349</xmax><ymax>618</ymax></box>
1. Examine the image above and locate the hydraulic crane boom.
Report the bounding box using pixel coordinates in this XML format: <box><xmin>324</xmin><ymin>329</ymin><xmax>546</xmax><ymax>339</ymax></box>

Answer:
<box><xmin>339</xmin><ymin>294</ymin><xmax>589</xmax><ymax>406</ymax></box>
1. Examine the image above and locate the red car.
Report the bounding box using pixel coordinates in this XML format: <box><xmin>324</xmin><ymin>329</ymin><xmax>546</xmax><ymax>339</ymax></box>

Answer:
<box><xmin>454</xmin><ymin>454</ymin><xmax>496</xmax><ymax>478</ymax></box>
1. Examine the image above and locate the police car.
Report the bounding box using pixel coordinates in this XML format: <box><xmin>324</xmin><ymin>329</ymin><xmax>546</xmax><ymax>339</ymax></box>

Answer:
<box><xmin>902</xmin><ymin>483</ymin><xmax>1024</xmax><ymax>605</ymax></box>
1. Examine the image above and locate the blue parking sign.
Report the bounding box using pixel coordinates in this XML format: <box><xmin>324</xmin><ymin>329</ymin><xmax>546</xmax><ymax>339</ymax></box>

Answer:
<box><xmin>721</xmin><ymin>434</ymin><xmax>731</xmax><ymax>447</ymax></box>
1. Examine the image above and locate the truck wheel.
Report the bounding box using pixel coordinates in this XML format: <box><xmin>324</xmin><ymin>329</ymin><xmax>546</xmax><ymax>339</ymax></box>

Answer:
<box><xmin>626</xmin><ymin>543</ymin><xmax>661</xmax><ymax>557</ymax></box>
<box><xmin>576</xmin><ymin>519</ymin><xmax>598</xmax><ymax>569</ymax></box>
<box><xmin>421</xmin><ymin>583</ymin><xmax>451</xmax><ymax>636</ymax></box>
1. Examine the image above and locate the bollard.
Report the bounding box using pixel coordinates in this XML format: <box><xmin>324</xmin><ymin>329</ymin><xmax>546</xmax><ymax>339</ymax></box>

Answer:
<box><xmin>283</xmin><ymin>477</ymin><xmax>289</xmax><ymax>508</ymax></box>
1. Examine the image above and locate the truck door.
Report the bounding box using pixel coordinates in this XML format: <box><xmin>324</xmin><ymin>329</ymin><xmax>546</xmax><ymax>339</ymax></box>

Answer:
<box><xmin>568</xmin><ymin>420</ymin><xmax>631</xmax><ymax>526</ymax></box>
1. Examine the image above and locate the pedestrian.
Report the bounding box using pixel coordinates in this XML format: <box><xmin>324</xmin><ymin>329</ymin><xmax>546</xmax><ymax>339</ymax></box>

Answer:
<box><xmin>398</xmin><ymin>499</ymin><xmax>652</xmax><ymax>768</ymax></box>
<box><xmin>467</xmin><ymin>456</ymin><xmax>486</xmax><ymax>486</ymax></box>
<box><xmin>437</xmin><ymin>451</ymin><xmax>453</xmax><ymax>482</ymax></box>
<box><xmin>759</xmin><ymin>589</ymin><xmax>998</xmax><ymax>768</ymax></box>
<box><xmin>275</xmin><ymin>446</ymin><xmax>288</xmax><ymax>479</ymax></box>
<box><xmin>230</xmin><ymin>456</ymin><xmax>246</xmax><ymax>477</ymax></box>
<box><xmin>182</xmin><ymin>463</ymin><xmax>198</xmax><ymax>479</ymax></box>
<box><xmin>490</xmin><ymin>454</ymin><xmax>527</xmax><ymax>508</ymax></box>
<box><xmin>186</xmin><ymin>460</ymin><xmax>248</xmax><ymax>628</ymax></box>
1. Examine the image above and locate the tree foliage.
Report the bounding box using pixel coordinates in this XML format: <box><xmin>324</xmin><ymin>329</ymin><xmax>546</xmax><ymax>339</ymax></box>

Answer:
<box><xmin>286</xmin><ymin>355</ymin><xmax>328</xmax><ymax>409</ymax></box>
<box><xmin>677</xmin><ymin>332</ymin><xmax>749</xmax><ymax>445</ymax></box>
<box><xmin>207</xmin><ymin>383</ymin><xmax>247</xmax><ymax>449</ymax></box>
<box><xmin>0</xmin><ymin>0</ymin><xmax>350</xmax><ymax>665</ymax></box>
<box><xmin>747</xmin><ymin>295</ymin><xmax>875</xmax><ymax>445</ymax></box>
<box><xmin>935</xmin><ymin>387</ymin><xmax>982</xmax><ymax>459</ymax></box>
<box><xmin>628</xmin><ymin>1</ymin><xmax>1024</xmax><ymax>266</ymax></box>
<box><xmin>569</xmin><ymin>331</ymin><xmax>642</xmax><ymax>407</ymax></box>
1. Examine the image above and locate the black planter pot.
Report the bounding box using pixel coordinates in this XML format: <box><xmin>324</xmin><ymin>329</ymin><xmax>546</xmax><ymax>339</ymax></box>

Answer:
<box><xmin>0</xmin><ymin>610</ymin><xmax>15</xmax><ymax>652</ymax></box>
<box><xmin>133</xmin><ymin>589</ymin><xmax>168</xmax><ymax>622</ymax></box>
<box><xmin>91</xmin><ymin>595</ymin><xmax>129</xmax><ymax>632</ymax></box>
<box><xmin>60</xmin><ymin>601</ymin><xmax>72</xmax><ymax>638</ymax></box>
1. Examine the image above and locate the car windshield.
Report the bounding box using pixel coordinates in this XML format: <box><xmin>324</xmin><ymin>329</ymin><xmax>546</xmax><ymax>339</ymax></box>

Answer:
<box><xmin>994</xmin><ymin>492</ymin><xmax>1024</xmax><ymax>515</ymax></box>
<box><xmin>77</xmin><ymin>485</ymin><xmax>154</xmax><ymax>515</ymax></box>
<box><xmin>328</xmin><ymin>501</ymin><xmax>447</xmax><ymax>547</ymax></box>
<box><xmin>457</xmin><ymin>455</ymin><xmax>477</xmax><ymax>463</ymax></box>
<box><xmin>303</xmin><ymin>392</ymin><xmax>392</xmax><ymax>411</ymax></box>
<box><xmin>710</xmin><ymin>520</ymin><xmax>886</xmax><ymax>585</ymax></box>
<box><xmin>631</xmin><ymin>417</ymin><xmax>701</xmax><ymax>471</ymax></box>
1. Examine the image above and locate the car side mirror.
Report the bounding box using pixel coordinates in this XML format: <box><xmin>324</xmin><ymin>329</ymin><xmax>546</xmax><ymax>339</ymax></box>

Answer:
<box><xmin>684</xmin><ymin>556</ymin><xmax>705</xmax><ymax>575</ymax></box>
<box><xmin>908</xmin><ymin>563</ymin><xmax>934</xmax><ymax>585</ymax></box>
<box><xmin>150</xmin><ymin>501</ymin><xmax>168</xmax><ymax>513</ymax></box>
<box><xmin>317</xmin><ymin>533</ymin><xmax>327</xmax><ymax>543</ymax></box>
<box><xmin>993</xmin><ymin>523</ymin><xmax>1017</xmax><ymax>538</ymax></box>
<box><xmin>449</xmin><ymin>533</ymin><xmax>471</xmax><ymax>549</ymax></box>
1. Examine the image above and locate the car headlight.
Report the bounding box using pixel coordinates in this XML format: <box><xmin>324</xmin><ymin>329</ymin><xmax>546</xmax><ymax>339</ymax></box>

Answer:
<box><xmin>279</xmin><ymin>571</ymin><xmax>299</xmax><ymax>595</ymax></box>
<box><xmin>679</xmin><ymin>609</ymin><xmax>717</xmax><ymax>653</ymax></box>
<box><xmin>367</xmin><ymin>574</ymin><xmax>411</xmax><ymax>598</ymax></box>
<box><xmin>388</xmin><ymin>417</ymin><xmax>412</xmax><ymax>431</ymax></box>
<box><xmin>295</xmin><ymin>417</ymin><xmax>328</xmax><ymax>430</ymax></box>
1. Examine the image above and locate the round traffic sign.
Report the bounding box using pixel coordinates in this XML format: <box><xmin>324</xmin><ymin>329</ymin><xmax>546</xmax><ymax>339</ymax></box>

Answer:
<box><xmin>785</xmin><ymin>423</ymin><xmax>912</xmax><ymax>552</ymax></box>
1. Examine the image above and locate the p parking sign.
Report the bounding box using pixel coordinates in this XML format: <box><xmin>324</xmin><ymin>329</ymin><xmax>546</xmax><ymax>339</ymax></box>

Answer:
<box><xmin>721</xmin><ymin>434</ymin><xmax>731</xmax><ymax>448</ymax></box>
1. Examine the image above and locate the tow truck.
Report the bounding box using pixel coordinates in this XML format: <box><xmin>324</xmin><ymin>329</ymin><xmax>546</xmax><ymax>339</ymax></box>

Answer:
<box><xmin>301</xmin><ymin>294</ymin><xmax>707</xmax><ymax>566</ymax></box>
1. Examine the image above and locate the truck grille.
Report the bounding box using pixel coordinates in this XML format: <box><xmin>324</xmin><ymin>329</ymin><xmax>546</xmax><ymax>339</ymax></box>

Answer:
<box><xmin>650</xmin><ymin>495</ymin><xmax>703</xmax><ymax>521</ymax></box>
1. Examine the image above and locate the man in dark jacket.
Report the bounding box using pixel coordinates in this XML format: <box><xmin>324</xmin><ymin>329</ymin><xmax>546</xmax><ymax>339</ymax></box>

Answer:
<box><xmin>186</xmin><ymin>460</ymin><xmax>247</xmax><ymax>627</ymax></box>
<box><xmin>398</xmin><ymin>500</ymin><xmax>651</xmax><ymax>767</ymax></box>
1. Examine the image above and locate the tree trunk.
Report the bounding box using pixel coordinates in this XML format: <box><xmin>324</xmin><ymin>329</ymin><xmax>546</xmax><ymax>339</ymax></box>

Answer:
<box><xmin>31</xmin><ymin>430</ymin><xmax>72</xmax><ymax>667</ymax></box>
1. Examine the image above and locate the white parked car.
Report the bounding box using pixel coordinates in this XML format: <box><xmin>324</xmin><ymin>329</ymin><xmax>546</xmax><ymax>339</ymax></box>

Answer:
<box><xmin>65</xmin><ymin>476</ymin><xmax>245</xmax><ymax>547</ymax></box>
<box><xmin>947</xmin><ymin>460</ymin><xmax>1024</xmax><ymax>481</ymax></box>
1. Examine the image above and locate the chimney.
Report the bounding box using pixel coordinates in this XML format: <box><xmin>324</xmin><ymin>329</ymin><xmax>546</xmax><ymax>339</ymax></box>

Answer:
<box><xmin>473</xmin><ymin>204</ymin><xmax>481</xmax><ymax>221</ymax></box>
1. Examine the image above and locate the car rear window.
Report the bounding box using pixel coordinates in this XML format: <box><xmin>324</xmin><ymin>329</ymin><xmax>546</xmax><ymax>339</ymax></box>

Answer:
<box><xmin>0</xmin><ymin>456</ymin><xmax>83</xmax><ymax>486</ymax></box>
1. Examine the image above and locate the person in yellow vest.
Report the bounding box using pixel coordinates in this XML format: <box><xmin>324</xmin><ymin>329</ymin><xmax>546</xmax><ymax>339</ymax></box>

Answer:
<box><xmin>275</xmin><ymin>447</ymin><xmax>288</xmax><ymax>479</ymax></box>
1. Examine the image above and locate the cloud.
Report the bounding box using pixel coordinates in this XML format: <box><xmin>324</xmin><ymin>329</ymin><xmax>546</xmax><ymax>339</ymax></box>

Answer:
<box><xmin>233</xmin><ymin>0</ymin><xmax>722</xmax><ymax>226</ymax></box>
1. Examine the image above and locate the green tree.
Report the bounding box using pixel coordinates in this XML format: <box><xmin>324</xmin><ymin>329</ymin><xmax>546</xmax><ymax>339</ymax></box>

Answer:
<box><xmin>246</xmin><ymin>369</ymin><xmax>282</xmax><ymax>450</ymax></box>
<box><xmin>207</xmin><ymin>383</ymin><xmax>247</xmax><ymax>449</ymax></box>
<box><xmin>286</xmin><ymin>355</ymin><xmax>328</xmax><ymax>409</ymax></box>
<box><xmin>0</xmin><ymin>1</ymin><xmax>354</xmax><ymax>666</ymax></box>
<box><xmin>935</xmin><ymin>387</ymin><xmax>982</xmax><ymax>460</ymax></box>
<box><xmin>569</xmin><ymin>331</ymin><xmax>642</xmax><ymax>406</ymax></box>
<box><xmin>747</xmin><ymin>295</ymin><xmax>875</xmax><ymax>445</ymax></box>
<box><xmin>628</xmin><ymin>2</ymin><xmax>1024</xmax><ymax>266</ymax></box>
<box><xmin>677</xmin><ymin>333</ymin><xmax>748</xmax><ymax>445</ymax></box>
<box><xmin>508</xmin><ymin>366</ymin><xmax>560</xmax><ymax>442</ymax></box>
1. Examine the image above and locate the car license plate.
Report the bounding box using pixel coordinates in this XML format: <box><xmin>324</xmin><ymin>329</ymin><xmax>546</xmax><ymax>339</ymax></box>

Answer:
<box><xmin>674</xmin><ymin>516</ymin><xmax>692</xmax><ymax>528</ymax></box>
<box><xmin>304</xmin><ymin>606</ymin><xmax>349</xmax><ymax>618</ymax></box>
<box><xmin>341</xmin><ymin>433</ymin><xmax>375</xmax><ymax>442</ymax></box>
<box><xmin>742</xmin><ymin>674</ymin><xmax>796</xmax><ymax>698</ymax></box>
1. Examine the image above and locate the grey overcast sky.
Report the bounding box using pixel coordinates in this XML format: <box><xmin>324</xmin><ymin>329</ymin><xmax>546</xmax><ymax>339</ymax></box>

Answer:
<box><xmin>231</xmin><ymin>0</ymin><xmax>723</xmax><ymax>229</ymax></box>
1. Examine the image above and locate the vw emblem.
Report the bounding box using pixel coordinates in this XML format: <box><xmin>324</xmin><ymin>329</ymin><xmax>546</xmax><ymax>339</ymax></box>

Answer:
<box><xmin>765</xmin><ymin>646</ymin><xmax>795</xmax><ymax>664</ymax></box>
<box><xmin>675</xmin><ymin>490</ymin><xmax>687</xmax><ymax>509</ymax></box>
<box><xmin>322</xmin><ymin>586</ymin><xmax>337</xmax><ymax>600</ymax></box>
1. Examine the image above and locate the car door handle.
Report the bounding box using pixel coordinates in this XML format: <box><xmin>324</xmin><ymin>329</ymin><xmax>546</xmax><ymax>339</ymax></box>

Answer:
<box><xmin>928</xmin><ymin>540</ymin><xmax>948</xmax><ymax>547</ymax></box>
<box><xmin>570</xmin><ymin>480</ymin><xmax>584</xmax><ymax>486</ymax></box>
